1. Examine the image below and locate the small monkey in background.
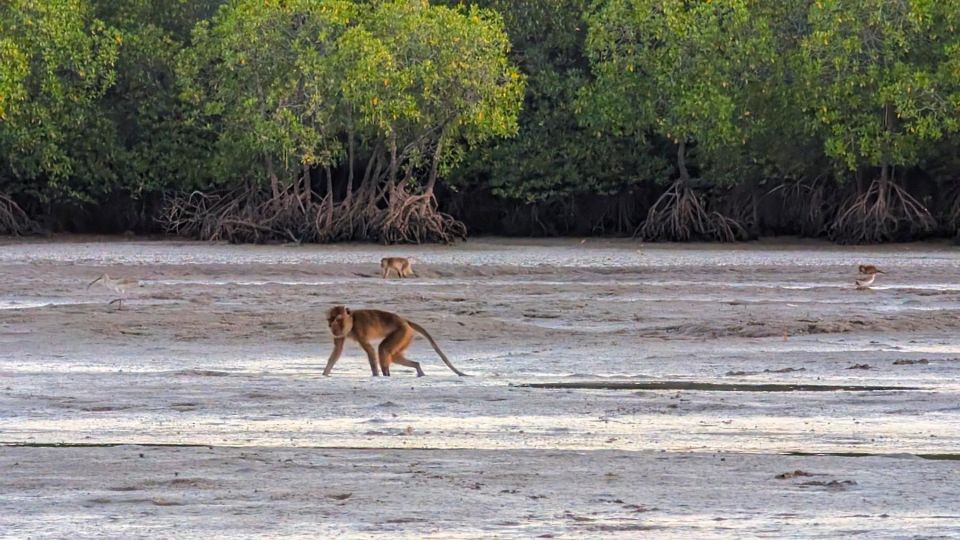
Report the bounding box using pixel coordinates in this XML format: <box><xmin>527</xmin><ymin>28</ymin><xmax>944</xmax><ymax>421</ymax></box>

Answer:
<box><xmin>381</xmin><ymin>257</ymin><xmax>415</xmax><ymax>279</ymax></box>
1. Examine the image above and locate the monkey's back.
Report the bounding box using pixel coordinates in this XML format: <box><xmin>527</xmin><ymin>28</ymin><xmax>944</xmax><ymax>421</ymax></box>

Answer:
<box><xmin>350</xmin><ymin>309</ymin><xmax>409</xmax><ymax>340</ymax></box>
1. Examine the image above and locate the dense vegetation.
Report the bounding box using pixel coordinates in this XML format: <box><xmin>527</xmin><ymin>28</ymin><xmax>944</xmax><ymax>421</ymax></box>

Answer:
<box><xmin>2</xmin><ymin>0</ymin><xmax>959</xmax><ymax>243</ymax></box>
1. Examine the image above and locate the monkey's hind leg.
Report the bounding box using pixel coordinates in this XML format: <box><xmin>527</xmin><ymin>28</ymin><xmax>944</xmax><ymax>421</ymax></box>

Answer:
<box><xmin>392</xmin><ymin>354</ymin><xmax>425</xmax><ymax>377</ymax></box>
<box><xmin>378</xmin><ymin>327</ymin><xmax>413</xmax><ymax>377</ymax></box>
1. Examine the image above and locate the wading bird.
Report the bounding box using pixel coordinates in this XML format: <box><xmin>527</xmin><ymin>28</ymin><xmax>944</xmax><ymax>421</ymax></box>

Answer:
<box><xmin>855</xmin><ymin>265</ymin><xmax>885</xmax><ymax>291</ymax></box>
<box><xmin>87</xmin><ymin>273</ymin><xmax>140</xmax><ymax>310</ymax></box>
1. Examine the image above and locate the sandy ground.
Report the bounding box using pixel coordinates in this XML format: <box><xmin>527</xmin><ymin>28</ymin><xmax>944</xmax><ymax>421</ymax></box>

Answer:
<box><xmin>1</xmin><ymin>237</ymin><xmax>959</xmax><ymax>538</ymax></box>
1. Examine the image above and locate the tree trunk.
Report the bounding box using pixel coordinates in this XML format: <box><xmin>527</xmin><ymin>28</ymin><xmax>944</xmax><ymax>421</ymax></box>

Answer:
<box><xmin>303</xmin><ymin>163</ymin><xmax>312</xmax><ymax>201</ymax></box>
<box><xmin>325</xmin><ymin>166</ymin><xmax>334</xmax><ymax>230</ymax></box>
<box><xmin>292</xmin><ymin>166</ymin><xmax>302</xmax><ymax>203</ymax></box>
<box><xmin>880</xmin><ymin>102</ymin><xmax>893</xmax><ymax>187</ymax></box>
<box><xmin>389</xmin><ymin>131</ymin><xmax>398</xmax><ymax>186</ymax></box>
<box><xmin>265</xmin><ymin>155</ymin><xmax>280</xmax><ymax>199</ymax></box>
<box><xmin>254</xmin><ymin>76</ymin><xmax>279</xmax><ymax>200</ymax></box>
<box><xmin>425</xmin><ymin>131</ymin><xmax>445</xmax><ymax>195</ymax></box>
<box><xmin>345</xmin><ymin>129</ymin><xmax>355</xmax><ymax>204</ymax></box>
<box><xmin>358</xmin><ymin>149</ymin><xmax>382</xmax><ymax>206</ymax></box>
<box><xmin>676</xmin><ymin>139</ymin><xmax>690</xmax><ymax>183</ymax></box>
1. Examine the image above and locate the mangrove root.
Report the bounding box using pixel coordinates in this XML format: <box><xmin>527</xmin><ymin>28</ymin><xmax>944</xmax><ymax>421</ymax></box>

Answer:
<box><xmin>635</xmin><ymin>180</ymin><xmax>746</xmax><ymax>242</ymax></box>
<box><xmin>159</xmin><ymin>183</ymin><xmax>466</xmax><ymax>244</ymax></box>
<box><xmin>829</xmin><ymin>178</ymin><xmax>935</xmax><ymax>244</ymax></box>
<box><xmin>0</xmin><ymin>193</ymin><xmax>38</xmax><ymax>235</ymax></box>
<box><xmin>379</xmin><ymin>184</ymin><xmax>466</xmax><ymax>244</ymax></box>
<box><xmin>159</xmin><ymin>187</ymin><xmax>311</xmax><ymax>243</ymax></box>
<box><xmin>767</xmin><ymin>177</ymin><xmax>837</xmax><ymax>237</ymax></box>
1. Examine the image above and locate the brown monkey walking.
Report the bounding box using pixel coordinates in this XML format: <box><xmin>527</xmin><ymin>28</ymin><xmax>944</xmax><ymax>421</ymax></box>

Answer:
<box><xmin>381</xmin><ymin>257</ymin><xmax>415</xmax><ymax>279</ymax></box>
<box><xmin>323</xmin><ymin>306</ymin><xmax>466</xmax><ymax>377</ymax></box>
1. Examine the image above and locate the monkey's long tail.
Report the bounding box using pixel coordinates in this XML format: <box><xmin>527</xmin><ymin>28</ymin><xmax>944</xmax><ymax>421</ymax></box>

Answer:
<box><xmin>409</xmin><ymin>321</ymin><xmax>468</xmax><ymax>376</ymax></box>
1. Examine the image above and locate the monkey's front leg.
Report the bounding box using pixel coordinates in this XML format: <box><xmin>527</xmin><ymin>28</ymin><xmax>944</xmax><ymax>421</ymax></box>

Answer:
<box><xmin>322</xmin><ymin>338</ymin><xmax>345</xmax><ymax>376</ymax></box>
<box><xmin>359</xmin><ymin>341</ymin><xmax>381</xmax><ymax>376</ymax></box>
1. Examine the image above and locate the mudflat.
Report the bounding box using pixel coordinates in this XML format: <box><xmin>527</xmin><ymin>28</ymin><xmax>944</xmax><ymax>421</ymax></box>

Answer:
<box><xmin>1</xmin><ymin>237</ymin><xmax>959</xmax><ymax>537</ymax></box>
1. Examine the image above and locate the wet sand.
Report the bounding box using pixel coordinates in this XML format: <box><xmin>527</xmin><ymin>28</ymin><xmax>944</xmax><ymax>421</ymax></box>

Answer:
<box><xmin>1</xmin><ymin>237</ymin><xmax>959</xmax><ymax>537</ymax></box>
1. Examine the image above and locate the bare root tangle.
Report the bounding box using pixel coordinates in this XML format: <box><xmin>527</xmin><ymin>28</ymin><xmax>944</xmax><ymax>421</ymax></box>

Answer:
<box><xmin>767</xmin><ymin>177</ymin><xmax>837</xmax><ymax>236</ymax></box>
<box><xmin>159</xmin><ymin>182</ymin><xmax>466</xmax><ymax>244</ymax></box>
<box><xmin>589</xmin><ymin>195</ymin><xmax>639</xmax><ymax>235</ymax></box>
<box><xmin>379</xmin><ymin>183</ymin><xmax>466</xmax><ymax>244</ymax></box>
<box><xmin>829</xmin><ymin>178</ymin><xmax>936</xmax><ymax>244</ymax></box>
<box><xmin>945</xmin><ymin>181</ymin><xmax>960</xmax><ymax>237</ymax></box>
<box><xmin>635</xmin><ymin>180</ymin><xmax>746</xmax><ymax>242</ymax></box>
<box><xmin>160</xmin><ymin>189</ymin><xmax>257</xmax><ymax>242</ymax></box>
<box><xmin>0</xmin><ymin>193</ymin><xmax>38</xmax><ymax>235</ymax></box>
<box><xmin>159</xmin><ymin>187</ymin><xmax>314</xmax><ymax>243</ymax></box>
<box><xmin>717</xmin><ymin>190</ymin><xmax>752</xmax><ymax>231</ymax></box>
<box><xmin>321</xmin><ymin>179</ymin><xmax>388</xmax><ymax>242</ymax></box>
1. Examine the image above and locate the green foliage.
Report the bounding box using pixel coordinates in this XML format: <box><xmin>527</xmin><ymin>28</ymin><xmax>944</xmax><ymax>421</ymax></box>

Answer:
<box><xmin>582</xmin><ymin>0</ymin><xmax>776</xmax><ymax>182</ymax></box>
<box><xmin>2</xmin><ymin>0</ymin><xmax>960</xmax><ymax>241</ymax></box>
<box><xmin>178</xmin><ymin>0</ymin><xmax>359</xmax><ymax>188</ymax></box>
<box><xmin>0</xmin><ymin>36</ymin><xmax>28</xmax><ymax>120</ymax></box>
<box><xmin>446</xmin><ymin>0</ymin><xmax>667</xmax><ymax>203</ymax></box>
<box><xmin>0</xmin><ymin>0</ymin><xmax>120</xmax><ymax>202</ymax></box>
<box><xmin>177</xmin><ymin>0</ymin><xmax>522</xmax><ymax>193</ymax></box>
<box><xmin>93</xmin><ymin>0</ymin><xmax>223</xmax><ymax>197</ymax></box>
<box><xmin>797</xmin><ymin>0</ymin><xmax>960</xmax><ymax>175</ymax></box>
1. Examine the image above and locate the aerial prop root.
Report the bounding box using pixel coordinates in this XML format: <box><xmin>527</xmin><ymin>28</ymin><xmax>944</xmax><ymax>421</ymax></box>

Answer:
<box><xmin>945</xmin><ymin>182</ymin><xmax>960</xmax><ymax>237</ymax></box>
<box><xmin>160</xmin><ymin>187</ymin><xmax>310</xmax><ymax>243</ymax></box>
<box><xmin>768</xmin><ymin>177</ymin><xmax>836</xmax><ymax>236</ymax></box>
<box><xmin>635</xmin><ymin>179</ymin><xmax>745</xmax><ymax>242</ymax></box>
<box><xmin>830</xmin><ymin>178</ymin><xmax>935</xmax><ymax>244</ymax></box>
<box><xmin>380</xmin><ymin>185</ymin><xmax>466</xmax><ymax>245</ymax></box>
<box><xmin>0</xmin><ymin>193</ymin><xmax>37</xmax><ymax>235</ymax></box>
<box><xmin>160</xmin><ymin>183</ymin><xmax>466</xmax><ymax>244</ymax></box>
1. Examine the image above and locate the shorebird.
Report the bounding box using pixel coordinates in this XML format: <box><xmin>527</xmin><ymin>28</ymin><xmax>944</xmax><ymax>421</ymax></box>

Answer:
<box><xmin>858</xmin><ymin>265</ymin><xmax>886</xmax><ymax>276</ymax></box>
<box><xmin>87</xmin><ymin>273</ymin><xmax>140</xmax><ymax>310</ymax></box>
<box><xmin>855</xmin><ymin>273</ymin><xmax>877</xmax><ymax>290</ymax></box>
<box><xmin>855</xmin><ymin>265</ymin><xmax>885</xmax><ymax>291</ymax></box>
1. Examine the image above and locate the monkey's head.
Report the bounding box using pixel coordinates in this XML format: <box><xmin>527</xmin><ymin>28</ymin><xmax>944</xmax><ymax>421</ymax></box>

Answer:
<box><xmin>327</xmin><ymin>305</ymin><xmax>353</xmax><ymax>338</ymax></box>
<box><xmin>858</xmin><ymin>265</ymin><xmax>868</xmax><ymax>274</ymax></box>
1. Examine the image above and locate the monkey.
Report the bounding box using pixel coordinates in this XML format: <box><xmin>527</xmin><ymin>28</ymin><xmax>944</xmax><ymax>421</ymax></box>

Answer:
<box><xmin>380</xmin><ymin>257</ymin><xmax>415</xmax><ymax>279</ymax></box>
<box><xmin>858</xmin><ymin>265</ymin><xmax>886</xmax><ymax>275</ymax></box>
<box><xmin>323</xmin><ymin>306</ymin><xmax>466</xmax><ymax>377</ymax></box>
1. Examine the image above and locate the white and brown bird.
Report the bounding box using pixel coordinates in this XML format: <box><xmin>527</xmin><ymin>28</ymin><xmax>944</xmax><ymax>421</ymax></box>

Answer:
<box><xmin>858</xmin><ymin>265</ymin><xmax>886</xmax><ymax>276</ymax></box>
<box><xmin>87</xmin><ymin>273</ymin><xmax>140</xmax><ymax>310</ymax></box>
<box><xmin>855</xmin><ymin>264</ymin><xmax>885</xmax><ymax>290</ymax></box>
